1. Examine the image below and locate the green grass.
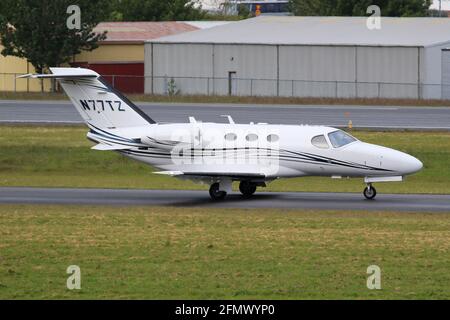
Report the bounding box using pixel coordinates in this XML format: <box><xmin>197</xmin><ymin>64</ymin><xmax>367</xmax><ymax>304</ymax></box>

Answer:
<box><xmin>2</xmin><ymin>91</ymin><xmax>450</xmax><ymax>107</ymax></box>
<box><xmin>0</xmin><ymin>205</ymin><xmax>449</xmax><ymax>299</ymax></box>
<box><xmin>0</xmin><ymin>125</ymin><xmax>449</xmax><ymax>194</ymax></box>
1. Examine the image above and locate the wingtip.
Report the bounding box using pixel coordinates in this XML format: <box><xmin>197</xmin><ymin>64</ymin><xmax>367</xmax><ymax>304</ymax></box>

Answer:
<box><xmin>16</xmin><ymin>73</ymin><xmax>33</xmax><ymax>79</ymax></box>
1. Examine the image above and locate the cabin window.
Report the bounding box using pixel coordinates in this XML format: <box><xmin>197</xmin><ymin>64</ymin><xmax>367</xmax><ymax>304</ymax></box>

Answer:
<box><xmin>246</xmin><ymin>133</ymin><xmax>258</xmax><ymax>141</ymax></box>
<box><xmin>311</xmin><ymin>135</ymin><xmax>329</xmax><ymax>149</ymax></box>
<box><xmin>328</xmin><ymin>130</ymin><xmax>357</xmax><ymax>148</ymax></box>
<box><xmin>225</xmin><ymin>133</ymin><xmax>237</xmax><ymax>141</ymax></box>
<box><xmin>267</xmin><ymin>134</ymin><xmax>279</xmax><ymax>142</ymax></box>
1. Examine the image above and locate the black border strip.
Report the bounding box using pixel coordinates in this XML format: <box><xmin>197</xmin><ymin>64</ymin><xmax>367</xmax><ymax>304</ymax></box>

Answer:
<box><xmin>97</xmin><ymin>76</ymin><xmax>156</xmax><ymax>124</ymax></box>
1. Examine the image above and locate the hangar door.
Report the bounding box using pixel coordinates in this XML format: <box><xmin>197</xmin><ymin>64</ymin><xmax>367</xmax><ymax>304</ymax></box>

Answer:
<box><xmin>70</xmin><ymin>62</ymin><xmax>144</xmax><ymax>94</ymax></box>
<box><xmin>441</xmin><ymin>49</ymin><xmax>450</xmax><ymax>99</ymax></box>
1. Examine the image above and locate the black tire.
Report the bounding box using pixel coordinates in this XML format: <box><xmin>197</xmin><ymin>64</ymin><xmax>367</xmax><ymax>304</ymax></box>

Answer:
<box><xmin>209</xmin><ymin>182</ymin><xmax>227</xmax><ymax>200</ymax></box>
<box><xmin>239</xmin><ymin>181</ymin><xmax>257</xmax><ymax>197</ymax></box>
<box><xmin>363</xmin><ymin>185</ymin><xmax>377</xmax><ymax>200</ymax></box>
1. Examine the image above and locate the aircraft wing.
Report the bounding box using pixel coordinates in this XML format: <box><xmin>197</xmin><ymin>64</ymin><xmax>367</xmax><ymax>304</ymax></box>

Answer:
<box><xmin>91</xmin><ymin>143</ymin><xmax>132</xmax><ymax>151</ymax></box>
<box><xmin>154</xmin><ymin>171</ymin><xmax>266</xmax><ymax>179</ymax></box>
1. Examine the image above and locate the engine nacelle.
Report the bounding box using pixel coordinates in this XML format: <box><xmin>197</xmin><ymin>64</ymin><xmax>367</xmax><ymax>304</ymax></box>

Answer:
<box><xmin>140</xmin><ymin>123</ymin><xmax>198</xmax><ymax>150</ymax></box>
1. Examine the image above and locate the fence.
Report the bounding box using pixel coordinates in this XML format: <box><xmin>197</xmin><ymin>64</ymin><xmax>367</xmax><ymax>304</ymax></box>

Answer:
<box><xmin>149</xmin><ymin>76</ymin><xmax>447</xmax><ymax>100</ymax></box>
<box><xmin>1</xmin><ymin>72</ymin><xmax>449</xmax><ymax>99</ymax></box>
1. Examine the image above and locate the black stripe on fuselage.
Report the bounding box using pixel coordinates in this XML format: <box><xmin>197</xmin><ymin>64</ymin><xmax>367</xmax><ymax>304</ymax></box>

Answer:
<box><xmin>88</xmin><ymin>129</ymin><xmax>392</xmax><ymax>173</ymax></box>
<box><xmin>120</xmin><ymin>148</ymin><xmax>391</xmax><ymax>172</ymax></box>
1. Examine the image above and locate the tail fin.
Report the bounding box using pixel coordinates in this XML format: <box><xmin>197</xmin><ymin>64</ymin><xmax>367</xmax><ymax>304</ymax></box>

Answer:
<box><xmin>19</xmin><ymin>67</ymin><xmax>155</xmax><ymax>129</ymax></box>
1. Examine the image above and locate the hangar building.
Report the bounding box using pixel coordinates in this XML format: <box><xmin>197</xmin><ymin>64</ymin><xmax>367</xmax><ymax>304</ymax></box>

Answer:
<box><xmin>145</xmin><ymin>16</ymin><xmax>450</xmax><ymax>99</ymax></box>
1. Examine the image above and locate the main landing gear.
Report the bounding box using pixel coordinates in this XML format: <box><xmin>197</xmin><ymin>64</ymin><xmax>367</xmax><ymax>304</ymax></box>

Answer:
<box><xmin>209</xmin><ymin>181</ymin><xmax>258</xmax><ymax>200</ymax></box>
<box><xmin>363</xmin><ymin>184</ymin><xmax>377</xmax><ymax>200</ymax></box>
<box><xmin>239</xmin><ymin>181</ymin><xmax>257</xmax><ymax>198</ymax></box>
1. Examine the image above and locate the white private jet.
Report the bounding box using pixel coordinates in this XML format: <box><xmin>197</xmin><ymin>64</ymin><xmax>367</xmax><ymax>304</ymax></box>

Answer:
<box><xmin>20</xmin><ymin>68</ymin><xmax>423</xmax><ymax>200</ymax></box>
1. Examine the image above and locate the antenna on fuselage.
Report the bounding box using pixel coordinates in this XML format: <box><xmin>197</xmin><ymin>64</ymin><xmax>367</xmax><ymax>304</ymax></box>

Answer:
<box><xmin>189</xmin><ymin>116</ymin><xmax>197</xmax><ymax>123</ymax></box>
<box><xmin>220</xmin><ymin>115</ymin><xmax>235</xmax><ymax>124</ymax></box>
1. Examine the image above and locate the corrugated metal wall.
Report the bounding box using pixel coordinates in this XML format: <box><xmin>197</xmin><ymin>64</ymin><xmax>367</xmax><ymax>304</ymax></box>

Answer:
<box><xmin>212</xmin><ymin>44</ymin><xmax>278</xmax><ymax>96</ymax></box>
<box><xmin>145</xmin><ymin>42</ymin><xmax>422</xmax><ymax>98</ymax></box>
<box><xmin>148</xmin><ymin>43</ymin><xmax>214</xmax><ymax>95</ymax></box>
<box><xmin>356</xmin><ymin>47</ymin><xmax>419</xmax><ymax>98</ymax></box>
<box><xmin>422</xmin><ymin>44</ymin><xmax>450</xmax><ymax>99</ymax></box>
<box><xmin>278</xmin><ymin>46</ymin><xmax>356</xmax><ymax>97</ymax></box>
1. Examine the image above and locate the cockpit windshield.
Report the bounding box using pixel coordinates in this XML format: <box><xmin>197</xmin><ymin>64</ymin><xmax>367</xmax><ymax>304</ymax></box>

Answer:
<box><xmin>327</xmin><ymin>130</ymin><xmax>357</xmax><ymax>148</ymax></box>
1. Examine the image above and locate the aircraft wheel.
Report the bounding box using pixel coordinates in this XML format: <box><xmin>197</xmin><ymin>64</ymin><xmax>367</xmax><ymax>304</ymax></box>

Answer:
<box><xmin>239</xmin><ymin>181</ymin><xmax>257</xmax><ymax>197</ymax></box>
<box><xmin>209</xmin><ymin>183</ymin><xmax>227</xmax><ymax>200</ymax></box>
<box><xmin>363</xmin><ymin>185</ymin><xmax>377</xmax><ymax>200</ymax></box>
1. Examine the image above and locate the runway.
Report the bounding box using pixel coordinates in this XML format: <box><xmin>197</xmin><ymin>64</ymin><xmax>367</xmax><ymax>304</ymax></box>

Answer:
<box><xmin>1</xmin><ymin>187</ymin><xmax>450</xmax><ymax>212</ymax></box>
<box><xmin>1</xmin><ymin>100</ymin><xmax>450</xmax><ymax>130</ymax></box>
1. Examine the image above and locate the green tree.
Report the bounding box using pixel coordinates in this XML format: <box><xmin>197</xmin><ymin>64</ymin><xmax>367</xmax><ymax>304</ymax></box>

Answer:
<box><xmin>288</xmin><ymin>0</ymin><xmax>432</xmax><ymax>17</ymax></box>
<box><xmin>238</xmin><ymin>3</ymin><xmax>251</xmax><ymax>18</ymax></box>
<box><xmin>110</xmin><ymin>0</ymin><xmax>206</xmax><ymax>21</ymax></box>
<box><xmin>0</xmin><ymin>0</ymin><xmax>109</xmax><ymax>79</ymax></box>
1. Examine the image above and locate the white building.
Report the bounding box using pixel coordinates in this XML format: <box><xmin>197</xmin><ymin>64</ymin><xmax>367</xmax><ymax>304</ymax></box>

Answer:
<box><xmin>145</xmin><ymin>16</ymin><xmax>450</xmax><ymax>99</ymax></box>
<box><xmin>198</xmin><ymin>0</ymin><xmax>289</xmax><ymax>15</ymax></box>
<box><xmin>430</xmin><ymin>0</ymin><xmax>450</xmax><ymax>11</ymax></box>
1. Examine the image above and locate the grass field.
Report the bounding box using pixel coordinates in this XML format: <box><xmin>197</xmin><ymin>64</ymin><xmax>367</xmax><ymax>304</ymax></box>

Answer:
<box><xmin>2</xmin><ymin>91</ymin><xmax>450</xmax><ymax>107</ymax></box>
<box><xmin>0</xmin><ymin>205</ymin><xmax>449</xmax><ymax>299</ymax></box>
<box><xmin>0</xmin><ymin>126</ymin><xmax>449</xmax><ymax>194</ymax></box>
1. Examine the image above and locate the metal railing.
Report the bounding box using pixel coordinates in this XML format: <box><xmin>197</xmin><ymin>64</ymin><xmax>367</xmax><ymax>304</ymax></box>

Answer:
<box><xmin>1</xmin><ymin>72</ymin><xmax>449</xmax><ymax>100</ymax></box>
<box><xmin>148</xmin><ymin>76</ymin><xmax>448</xmax><ymax>100</ymax></box>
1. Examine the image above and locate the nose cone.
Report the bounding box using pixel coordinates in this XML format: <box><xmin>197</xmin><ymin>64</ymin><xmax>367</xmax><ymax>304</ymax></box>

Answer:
<box><xmin>359</xmin><ymin>143</ymin><xmax>423</xmax><ymax>176</ymax></box>
<box><xmin>386</xmin><ymin>149</ymin><xmax>423</xmax><ymax>175</ymax></box>
<box><xmin>402</xmin><ymin>154</ymin><xmax>423</xmax><ymax>175</ymax></box>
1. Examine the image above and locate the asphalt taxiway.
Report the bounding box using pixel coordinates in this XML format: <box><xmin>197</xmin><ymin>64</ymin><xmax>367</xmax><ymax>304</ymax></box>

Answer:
<box><xmin>1</xmin><ymin>100</ymin><xmax>450</xmax><ymax>130</ymax></box>
<box><xmin>1</xmin><ymin>187</ymin><xmax>449</xmax><ymax>212</ymax></box>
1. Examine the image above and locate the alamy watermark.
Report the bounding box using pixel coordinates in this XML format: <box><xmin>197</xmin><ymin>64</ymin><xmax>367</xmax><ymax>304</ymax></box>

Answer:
<box><xmin>66</xmin><ymin>265</ymin><xmax>81</xmax><ymax>290</ymax></box>
<box><xmin>366</xmin><ymin>5</ymin><xmax>381</xmax><ymax>30</ymax></box>
<box><xmin>366</xmin><ymin>265</ymin><xmax>381</xmax><ymax>290</ymax></box>
<box><xmin>66</xmin><ymin>5</ymin><xmax>81</xmax><ymax>30</ymax></box>
<box><xmin>157</xmin><ymin>125</ymin><xmax>281</xmax><ymax>176</ymax></box>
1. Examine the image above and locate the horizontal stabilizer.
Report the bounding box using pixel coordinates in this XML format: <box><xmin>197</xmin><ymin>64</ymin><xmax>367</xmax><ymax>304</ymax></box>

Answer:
<box><xmin>17</xmin><ymin>68</ymin><xmax>97</xmax><ymax>79</ymax></box>
<box><xmin>91</xmin><ymin>143</ymin><xmax>131</xmax><ymax>151</ymax></box>
<box><xmin>17</xmin><ymin>73</ymin><xmax>97</xmax><ymax>79</ymax></box>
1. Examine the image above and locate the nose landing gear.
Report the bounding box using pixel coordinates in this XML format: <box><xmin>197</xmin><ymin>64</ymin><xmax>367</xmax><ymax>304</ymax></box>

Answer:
<box><xmin>363</xmin><ymin>184</ymin><xmax>377</xmax><ymax>200</ymax></box>
<box><xmin>209</xmin><ymin>182</ymin><xmax>227</xmax><ymax>200</ymax></box>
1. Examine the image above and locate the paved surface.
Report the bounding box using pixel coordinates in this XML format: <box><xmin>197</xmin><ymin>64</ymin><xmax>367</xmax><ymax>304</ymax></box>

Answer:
<box><xmin>1</xmin><ymin>100</ymin><xmax>450</xmax><ymax>130</ymax></box>
<box><xmin>1</xmin><ymin>187</ymin><xmax>449</xmax><ymax>212</ymax></box>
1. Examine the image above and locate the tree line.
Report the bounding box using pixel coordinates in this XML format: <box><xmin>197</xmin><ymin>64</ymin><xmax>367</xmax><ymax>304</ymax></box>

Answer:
<box><xmin>288</xmin><ymin>0</ymin><xmax>432</xmax><ymax>17</ymax></box>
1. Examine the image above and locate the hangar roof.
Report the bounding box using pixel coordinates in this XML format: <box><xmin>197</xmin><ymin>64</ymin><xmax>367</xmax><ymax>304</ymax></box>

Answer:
<box><xmin>95</xmin><ymin>21</ymin><xmax>230</xmax><ymax>44</ymax></box>
<box><xmin>148</xmin><ymin>16</ymin><xmax>450</xmax><ymax>47</ymax></box>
